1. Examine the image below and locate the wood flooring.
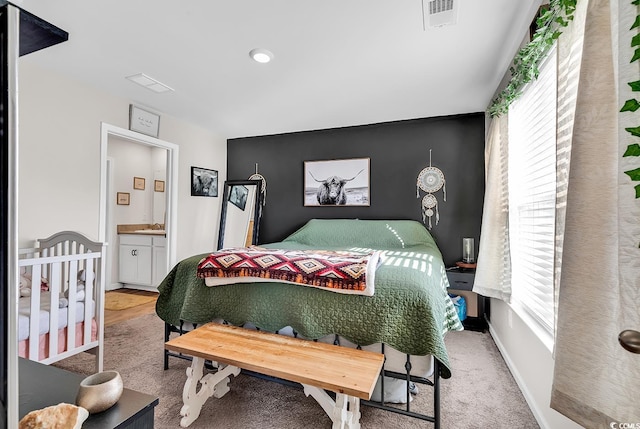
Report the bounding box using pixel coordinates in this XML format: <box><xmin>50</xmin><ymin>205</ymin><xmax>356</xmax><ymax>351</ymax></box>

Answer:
<box><xmin>104</xmin><ymin>289</ymin><xmax>158</xmax><ymax>326</ymax></box>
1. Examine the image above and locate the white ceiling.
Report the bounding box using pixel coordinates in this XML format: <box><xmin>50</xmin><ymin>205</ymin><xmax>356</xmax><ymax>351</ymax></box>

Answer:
<box><xmin>17</xmin><ymin>0</ymin><xmax>540</xmax><ymax>139</ymax></box>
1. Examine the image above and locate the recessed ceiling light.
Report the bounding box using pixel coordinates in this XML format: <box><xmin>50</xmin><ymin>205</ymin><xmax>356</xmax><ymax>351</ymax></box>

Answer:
<box><xmin>249</xmin><ymin>48</ymin><xmax>274</xmax><ymax>64</ymax></box>
<box><xmin>126</xmin><ymin>73</ymin><xmax>174</xmax><ymax>93</ymax></box>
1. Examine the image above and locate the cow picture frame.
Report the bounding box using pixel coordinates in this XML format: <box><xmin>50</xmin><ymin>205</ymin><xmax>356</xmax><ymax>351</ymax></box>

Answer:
<box><xmin>228</xmin><ymin>184</ymin><xmax>249</xmax><ymax>211</ymax></box>
<box><xmin>304</xmin><ymin>158</ymin><xmax>370</xmax><ymax>206</ymax></box>
<box><xmin>191</xmin><ymin>166</ymin><xmax>218</xmax><ymax>197</ymax></box>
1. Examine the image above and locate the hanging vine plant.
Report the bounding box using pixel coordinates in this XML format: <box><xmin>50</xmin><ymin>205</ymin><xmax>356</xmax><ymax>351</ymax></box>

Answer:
<box><xmin>622</xmin><ymin>0</ymin><xmax>640</xmax><ymax>199</ymax></box>
<box><xmin>488</xmin><ymin>0</ymin><xmax>577</xmax><ymax>117</ymax></box>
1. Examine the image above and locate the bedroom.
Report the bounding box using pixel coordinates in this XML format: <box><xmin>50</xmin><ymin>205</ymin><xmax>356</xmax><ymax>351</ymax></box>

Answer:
<box><xmin>2</xmin><ymin>0</ymin><xmax>639</xmax><ymax>428</ymax></box>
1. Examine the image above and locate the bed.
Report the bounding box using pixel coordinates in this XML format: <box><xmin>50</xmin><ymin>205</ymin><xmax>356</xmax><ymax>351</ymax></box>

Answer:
<box><xmin>156</xmin><ymin>219</ymin><xmax>462</xmax><ymax>426</ymax></box>
<box><xmin>17</xmin><ymin>231</ymin><xmax>106</xmax><ymax>372</ymax></box>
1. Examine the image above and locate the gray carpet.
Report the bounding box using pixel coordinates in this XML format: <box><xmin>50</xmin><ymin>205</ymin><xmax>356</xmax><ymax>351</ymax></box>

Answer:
<box><xmin>54</xmin><ymin>314</ymin><xmax>539</xmax><ymax>428</ymax></box>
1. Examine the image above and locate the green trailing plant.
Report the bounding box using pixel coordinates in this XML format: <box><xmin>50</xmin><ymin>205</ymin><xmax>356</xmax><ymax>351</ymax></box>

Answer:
<box><xmin>488</xmin><ymin>0</ymin><xmax>577</xmax><ymax>117</ymax></box>
<box><xmin>623</xmin><ymin>0</ymin><xmax>640</xmax><ymax>200</ymax></box>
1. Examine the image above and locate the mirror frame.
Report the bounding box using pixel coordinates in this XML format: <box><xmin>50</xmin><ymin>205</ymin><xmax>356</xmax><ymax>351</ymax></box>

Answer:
<box><xmin>217</xmin><ymin>179</ymin><xmax>263</xmax><ymax>250</ymax></box>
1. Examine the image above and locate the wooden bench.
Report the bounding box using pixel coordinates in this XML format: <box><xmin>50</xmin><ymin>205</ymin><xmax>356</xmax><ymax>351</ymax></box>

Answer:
<box><xmin>165</xmin><ymin>322</ymin><xmax>385</xmax><ymax>428</ymax></box>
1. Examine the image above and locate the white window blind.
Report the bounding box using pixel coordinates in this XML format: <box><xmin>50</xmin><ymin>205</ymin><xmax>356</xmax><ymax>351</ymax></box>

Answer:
<box><xmin>507</xmin><ymin>45</ymin><xmax>557</xmax><ymax>339</ymax></box>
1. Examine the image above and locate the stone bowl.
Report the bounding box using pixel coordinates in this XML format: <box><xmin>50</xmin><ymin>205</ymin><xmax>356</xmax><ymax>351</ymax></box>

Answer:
<box><xmin>76</xmin><ymin>370</ymin><xmax>123</xmax><ymax>414</ymax></box>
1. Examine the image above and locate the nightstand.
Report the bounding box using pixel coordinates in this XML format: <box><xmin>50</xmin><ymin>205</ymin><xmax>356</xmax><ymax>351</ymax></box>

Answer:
<box><xmin>446</xmin><ymin>267</ymin><xmax>487</xmax><ymax>331</ymax></box>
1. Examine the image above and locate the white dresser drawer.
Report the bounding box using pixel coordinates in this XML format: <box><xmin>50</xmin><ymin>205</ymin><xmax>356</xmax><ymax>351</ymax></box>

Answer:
<box><xmin>119</xmin><ymin>234</ymin><xmax>153</xmax><ymax>246</ymax></box>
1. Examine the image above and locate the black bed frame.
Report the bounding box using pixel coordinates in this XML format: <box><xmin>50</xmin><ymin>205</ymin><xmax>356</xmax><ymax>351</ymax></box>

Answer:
<box><xmin>163</xmin><ymin>321</ymin><xmax>441</xmax><ymax>428</ymax></box>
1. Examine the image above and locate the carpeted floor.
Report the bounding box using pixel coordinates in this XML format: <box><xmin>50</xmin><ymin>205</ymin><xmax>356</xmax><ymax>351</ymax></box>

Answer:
<box><xmin>54</xmin><ymin>314</ymin><xmax>539</xmax><ymax>428</ymax></box>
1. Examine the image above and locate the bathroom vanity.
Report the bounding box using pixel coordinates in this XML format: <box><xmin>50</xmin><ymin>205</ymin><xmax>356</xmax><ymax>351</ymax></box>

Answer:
<box><xmin>118</xmin><ymin>226</ymin><xmax>167</xmax><ymax>291</ymax></box>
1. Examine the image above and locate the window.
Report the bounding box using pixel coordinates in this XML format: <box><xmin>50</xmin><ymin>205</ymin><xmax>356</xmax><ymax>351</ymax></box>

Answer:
<box><xmin>507</xmin><ymin>45</ymin><xmax>557</xmax><ymax>345</ymax></box>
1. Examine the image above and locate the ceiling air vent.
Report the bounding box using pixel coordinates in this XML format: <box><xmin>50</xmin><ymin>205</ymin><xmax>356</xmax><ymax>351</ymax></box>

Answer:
<box><xmin>424</xmin><ymin>0</ymin><xmax>458</xmax><ymax>28</ymax></box>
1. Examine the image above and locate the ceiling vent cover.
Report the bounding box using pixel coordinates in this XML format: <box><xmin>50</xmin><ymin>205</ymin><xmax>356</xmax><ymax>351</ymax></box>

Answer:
<box><xmin>425</xmin><ymin>0</ymin><xmax>458</xmax><ymax>28</ymax></box>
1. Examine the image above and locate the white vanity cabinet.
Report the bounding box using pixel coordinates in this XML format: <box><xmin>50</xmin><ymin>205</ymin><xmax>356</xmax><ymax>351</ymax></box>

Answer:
<box><xmin>152</xmin><ymin>236</ymin><xmax>167</xmax><ymax>286</ymax></box>
<box><xmin>119</xmin><ymin>234</ymin><xmax>167</xmax><ymax>290</ymax></box>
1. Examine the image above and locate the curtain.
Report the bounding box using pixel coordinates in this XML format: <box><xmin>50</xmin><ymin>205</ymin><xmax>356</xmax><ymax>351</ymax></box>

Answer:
<box><xmin>473</xmin><ymin>115</ymin><xmax>511</xmax><ymax>302</ymax></box>
<box><xmin>553</xmin><ymin>0</ymin><xmax>587</xmax><ymax>335</ymax></box>
<box><xmin>550</xmin><ymin>0</ymin><xmax>640</xmax><ymax>426</ymax></box>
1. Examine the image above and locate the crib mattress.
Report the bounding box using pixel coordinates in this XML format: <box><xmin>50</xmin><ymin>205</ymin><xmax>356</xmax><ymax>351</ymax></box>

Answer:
<box><xmin>18</xmin><ymin>292</ymin><xmax>95</xmax><ymax>341</ymax></box>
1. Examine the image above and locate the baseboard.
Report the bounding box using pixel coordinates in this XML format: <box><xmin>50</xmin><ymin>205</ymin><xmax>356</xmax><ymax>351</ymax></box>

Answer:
<box><xmin>488</xmin><ymin>321</ymin><xmax>551</xmax><ymax>429</ymax></box>
<box><xmin>107</xmin><ymin>283</ymin><xmax>123</xmax><ymax>291</ymax></box>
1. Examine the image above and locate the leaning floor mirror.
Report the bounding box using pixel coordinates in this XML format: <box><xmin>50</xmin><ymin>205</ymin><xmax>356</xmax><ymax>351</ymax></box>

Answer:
<box><xmin>217</xmin><ymin>180</ymin><xmax>263</xmax><ymax>250</ymax></box>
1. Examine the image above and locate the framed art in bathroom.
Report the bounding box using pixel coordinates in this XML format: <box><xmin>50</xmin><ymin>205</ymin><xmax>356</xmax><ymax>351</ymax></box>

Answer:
<box><xmin>154</xmin><ymin>180</ymin><xmax>165</xmax><ymax>192</ymax></box>
<box><xmin>117</xmin><ymin>192</ymin><xmax>130</xmax><ymax>205</ymax></box>
<box><xmin>133</xmin><ymin>177</ymin><xmax>145</xmax><ymax>190</ymax></box>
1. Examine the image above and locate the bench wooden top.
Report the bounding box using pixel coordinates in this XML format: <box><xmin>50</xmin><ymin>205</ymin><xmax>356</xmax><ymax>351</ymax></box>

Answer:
<box><xmin>165</xmin><ymin>322</ymin><xmax>384</xmax><ymax>400</ymax></box>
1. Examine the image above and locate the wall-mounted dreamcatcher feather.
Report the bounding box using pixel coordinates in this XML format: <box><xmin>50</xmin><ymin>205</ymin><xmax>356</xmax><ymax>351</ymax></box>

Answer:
<box><xmin>416</xmin><ymin>150</ymin><xmax>446</xmax><ymax>229</ymax></box>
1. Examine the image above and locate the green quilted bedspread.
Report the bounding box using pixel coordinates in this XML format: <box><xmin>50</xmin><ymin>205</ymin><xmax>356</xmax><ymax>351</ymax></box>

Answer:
<box><xmin>155</xmin><ymin>219</ymin><xmax>463</xmax><ymax>378</ymax></box>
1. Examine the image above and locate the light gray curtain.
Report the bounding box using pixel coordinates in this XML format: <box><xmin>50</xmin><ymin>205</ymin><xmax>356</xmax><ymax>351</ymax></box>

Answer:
<box><xmin>473</xmin><ymin>115</ymin><xmax>511</xmax><ymax>301</ymax></box>
<box><xmin>550</xmin><ymin>0</ymin><xmax>640</xmax><ymax>426</ymax></box>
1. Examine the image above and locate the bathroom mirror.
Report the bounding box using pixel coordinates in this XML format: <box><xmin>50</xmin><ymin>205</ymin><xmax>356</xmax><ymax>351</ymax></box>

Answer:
<box><xmin>217</xmin><ymin>180</ymin><xmax>263</xmax><ymax>250</ymax></box>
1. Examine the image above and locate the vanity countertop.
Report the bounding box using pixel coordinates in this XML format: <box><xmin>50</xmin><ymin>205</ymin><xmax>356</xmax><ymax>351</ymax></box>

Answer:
<box><xmin>122</xmin><ymin>230</ymin><xmax>166</xmax><ymax>236</ymax></box>
<box><xmin>117</xmin><ymin>224</ymin><xmax>166</xmax><ymax>236</ymax></box>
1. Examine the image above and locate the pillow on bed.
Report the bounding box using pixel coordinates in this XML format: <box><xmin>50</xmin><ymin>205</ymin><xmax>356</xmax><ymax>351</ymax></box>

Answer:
<box><xmin>282</xmin><ymin>219</ymin><xmax>437</xmax><ymax>249</ymax></box>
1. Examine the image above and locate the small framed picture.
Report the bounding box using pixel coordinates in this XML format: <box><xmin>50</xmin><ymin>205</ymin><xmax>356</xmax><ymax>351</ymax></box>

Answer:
<box><xmin>133</xmin><ymin>177</ymin><xmax>145</xmax><ymax>190</ymax></box>
<box><xmin>117</xmin><ymin>192</ymin><xmax>130</xmax><ymax>205</ymax></box>
<box><xmin>154</xmin><ymin>180</ymin><xmax>165</xmax><ymax>192</ymax></box>
<box><xmin>129</xmin><ymin>105</ymin><xmax>160</xmax><ymax>138</ymax></box>
<box><xmin>228</xmin><ymin>184</ymin><xmax>248</xmax><ymax>211</ymax></box>
<box><xmin>191</xmin><ymin>166</ymin><xmax>218</xmax><ymax>197</ymax></box>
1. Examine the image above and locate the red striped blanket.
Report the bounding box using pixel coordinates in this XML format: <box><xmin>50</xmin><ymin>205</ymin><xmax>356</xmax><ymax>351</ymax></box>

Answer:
<box><xmin>196</xmin><ymin>246</ymin><xmax>381</xmax><ymax>296</ymax></box>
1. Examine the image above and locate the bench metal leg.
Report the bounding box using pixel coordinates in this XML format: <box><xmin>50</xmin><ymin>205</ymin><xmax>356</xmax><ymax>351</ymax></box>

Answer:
<box><xmin>179</xmin><ymin>356</ymin><xmax>241</xmax><ymax>427</ymax></box>
<box><xmin>303</xmin><ymin>384</ymin><xmax>361</xmax><ymax>429</ymax></box>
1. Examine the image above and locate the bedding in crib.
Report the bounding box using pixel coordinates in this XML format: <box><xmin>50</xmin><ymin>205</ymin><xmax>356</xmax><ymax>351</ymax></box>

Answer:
<box><xmin>16</xmin><ymin>230</ymin><xmax>106</xmax><ymax>371</ymax></box>
<box><xmin>17</xmin><ymin>292</ymin><xmax>94</xmax><ymax>342</ymax></box>
<box><xmin>18</xmin><ymin>320</ymin><xmax>97</xmax><ymax>360</ymax></box>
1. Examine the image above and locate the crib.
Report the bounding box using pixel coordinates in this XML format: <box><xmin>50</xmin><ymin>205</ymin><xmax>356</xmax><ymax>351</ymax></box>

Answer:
<box><xmin>17</xmin><ymin>231</ymin><xmax>106</xmax><ymax>372</ymax></box>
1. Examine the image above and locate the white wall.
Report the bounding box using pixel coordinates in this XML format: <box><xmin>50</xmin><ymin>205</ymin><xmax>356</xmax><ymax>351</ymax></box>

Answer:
<box><xmin>151</xmin><ymin>147</ymin><xmax>167</xmax><ymax>224</ymax></box>
<box><xmin>489</xmin><ymin>299</ymin><xmax>584</xmax><ymax>429</ymax></box>
<box><xmin>159</xmin><ymin>114</ymin><xmax>227</xmax><ymax>260</ymax></box>
<box><xmin>108</xmin><ymin>138</ymin><xmax>156</xmax><ymax>226</ymax></box>
<box><xmin>106</xmin><ymin>138</ymin><xmax>167</xmax><ymax>286</ymax></box>
<box><xmin>18</xmin><ymin>60</ymin><xmax>227</xmax><ymax>262</ymax></box>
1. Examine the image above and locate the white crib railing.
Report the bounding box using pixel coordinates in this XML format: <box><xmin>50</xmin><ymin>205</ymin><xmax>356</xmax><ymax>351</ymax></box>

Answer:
<box><xmin>18</xmin><ymin>231</ymin><xmax>106</xmax><ymax>372</ymax></box>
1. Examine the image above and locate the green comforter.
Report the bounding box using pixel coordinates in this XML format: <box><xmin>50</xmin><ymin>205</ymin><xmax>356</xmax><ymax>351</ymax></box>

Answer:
<box><xmin>156</xmin><ymin>219</ymin><xmax>462</xmax><ymax>378</ymax></box>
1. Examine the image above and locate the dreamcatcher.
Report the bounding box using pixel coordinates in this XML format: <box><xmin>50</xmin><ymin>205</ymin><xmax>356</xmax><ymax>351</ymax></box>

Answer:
<box><xmin>248</xmin><ymin>163</ymin><xmax>267</xmax><ymax>217</ymax></box>
<box><xmin>416</xmin><ymin>150</ymin><xmax>446</xmax><ymax>229</ymax></box>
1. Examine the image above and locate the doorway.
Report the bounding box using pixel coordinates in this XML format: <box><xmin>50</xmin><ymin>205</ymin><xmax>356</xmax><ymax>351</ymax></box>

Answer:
<box><xmin>99</xmin><ymin>123</ymin><xmax>178</xmax><ymax>291</ymax></box>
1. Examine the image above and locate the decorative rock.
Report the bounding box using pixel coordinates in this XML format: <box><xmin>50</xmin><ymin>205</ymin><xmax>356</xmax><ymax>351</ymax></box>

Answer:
<box><xmin>19</xmin><ymin>402</ymin><xmax>88</xmax><ymax>429</ymax></box>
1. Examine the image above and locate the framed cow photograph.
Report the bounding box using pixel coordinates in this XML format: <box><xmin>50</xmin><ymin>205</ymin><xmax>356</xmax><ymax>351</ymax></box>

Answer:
<box><xmin>191</xmin><ymin>166</ymin><xmax>218</xmax><ymax>197</ymax></box>
<box><xmin>304</xmin><ymin>158</ymin><xmax>370</xmax><ymax>206</ymax></box>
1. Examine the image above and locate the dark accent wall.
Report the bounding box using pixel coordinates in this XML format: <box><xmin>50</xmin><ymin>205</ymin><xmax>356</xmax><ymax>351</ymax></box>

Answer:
<box><xmin>227</xmin><ymin>113</ymin><xmax>485</xmax><ymax>267</ymax></box>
